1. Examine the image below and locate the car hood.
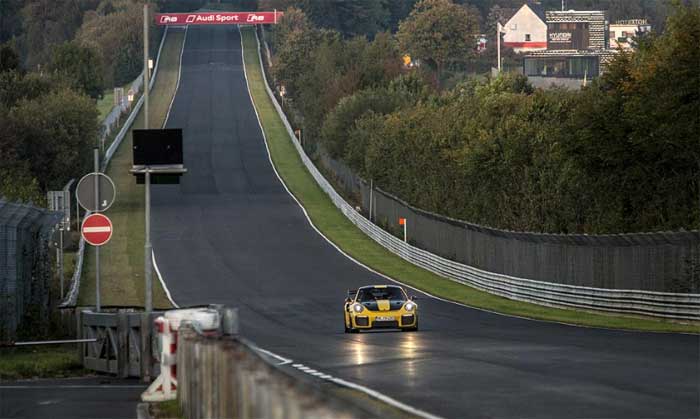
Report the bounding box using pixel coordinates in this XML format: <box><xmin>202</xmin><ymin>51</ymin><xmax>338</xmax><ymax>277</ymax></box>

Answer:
<box><xmin>361</xmin><ymin>299</ymin><xmax>406</xmax><ymax>311</ymax></box>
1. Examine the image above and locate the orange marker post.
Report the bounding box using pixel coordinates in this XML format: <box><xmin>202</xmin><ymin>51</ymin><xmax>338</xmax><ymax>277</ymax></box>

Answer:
<box><xmin>399</xmin><ymin>217</ymin><xmax>407</xmax><ymax>242</ymax></box>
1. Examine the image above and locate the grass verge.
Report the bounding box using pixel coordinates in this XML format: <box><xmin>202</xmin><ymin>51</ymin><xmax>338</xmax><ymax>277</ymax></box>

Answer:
<box><xmin>0</xmin><ymin>346</ymin><xmax>85</xmax><ymax>380</ymax></box>
<box><xmin>150</xmin><ymin>400</ymin><xmax>183</xmax><ymax>419</ymax></box>
<box><xmin>239</xmin><ymin>26</ymin><xmax>698</xmax><ymax>334</ymax></box>
<box><xmin>78</xmin><ymin>30</ymin><xmax>185</xmax><ymax>309</ymax></box>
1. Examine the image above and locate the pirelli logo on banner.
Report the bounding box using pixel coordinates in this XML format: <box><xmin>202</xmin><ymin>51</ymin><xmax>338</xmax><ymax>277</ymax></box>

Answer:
<box><xmin>155</xmin><ymin>12</ymin><xmax>284</xmax><ymax>26</ymax></box>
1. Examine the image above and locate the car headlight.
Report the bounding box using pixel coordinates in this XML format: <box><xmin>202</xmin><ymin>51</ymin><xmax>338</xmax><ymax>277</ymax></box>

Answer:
<box><xmin>352</xmin><ymin>303</ymin><xmax>364</xmax><ymax>313</ymax></box>
<box><xmin>405</xmin><ymin>302</ymin><xmax>416</xmax><ymax>311</ymax></box>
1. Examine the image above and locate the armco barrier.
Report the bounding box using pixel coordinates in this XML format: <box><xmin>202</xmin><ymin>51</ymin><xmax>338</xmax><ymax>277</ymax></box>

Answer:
<box><xmin>60</xmin><ymin>27</ymin><xmax>171</xmax><ymax>308</ymax></box>
<box><xmin>250</xmin><ymin>29</ymin><xmax>700</xmax><ymax>321</ymax></box>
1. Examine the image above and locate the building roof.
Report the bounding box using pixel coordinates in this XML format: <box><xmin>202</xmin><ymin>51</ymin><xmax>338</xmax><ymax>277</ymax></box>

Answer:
<box><xmin>526</xmin><ymin>2</ymin><xmax>546</xmax><ymax>22</ymax></box>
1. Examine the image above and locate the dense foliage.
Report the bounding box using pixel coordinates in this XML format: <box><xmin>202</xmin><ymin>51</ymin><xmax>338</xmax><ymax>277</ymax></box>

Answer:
<box><xmin>269</xmin><ymin>1</ymin><xmax>699</xmax><ymax>234</ymax></box>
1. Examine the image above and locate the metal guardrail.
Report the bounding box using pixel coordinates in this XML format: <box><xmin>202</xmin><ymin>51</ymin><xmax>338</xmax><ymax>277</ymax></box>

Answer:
<box><xmin>251</xmin><ymin>30</ymin><xmax>700</xmax><ymax>321</ymax></box>
<box><xmin>60</xmin><ymin>28</ymin><xmax>171</xmax><ymax>308</ymax></box>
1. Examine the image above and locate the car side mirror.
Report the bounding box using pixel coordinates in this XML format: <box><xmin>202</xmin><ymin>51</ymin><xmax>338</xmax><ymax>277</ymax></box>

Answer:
<box><xmin>409</xmin><ymin>295</ymin><xmax>416</xmax><ymax>301</ymax></box>
<box><xmin>345</xmin><ymin>297</ymin><xmax>352</xmax><ymax>303</ymax></box>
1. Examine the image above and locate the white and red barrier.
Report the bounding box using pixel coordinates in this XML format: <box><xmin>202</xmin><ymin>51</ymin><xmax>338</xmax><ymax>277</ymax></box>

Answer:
<box><xmin>142</xmin><ymin>308</ymin><xmax>220</xmax><ymax>402</ymax></box>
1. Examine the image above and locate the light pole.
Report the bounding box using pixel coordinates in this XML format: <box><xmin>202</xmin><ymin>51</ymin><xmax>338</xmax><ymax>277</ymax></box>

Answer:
<box><xmin>142</xmin><ymin>2</ymin><xmax>153</xmax><ymax>314</ymax></box>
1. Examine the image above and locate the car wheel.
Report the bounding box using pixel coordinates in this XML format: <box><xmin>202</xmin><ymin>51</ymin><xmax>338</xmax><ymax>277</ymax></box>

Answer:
<box><xmin>402</xmin><ymin>326</ymin><xmax>418</xmax><ymax>332</ymax></box>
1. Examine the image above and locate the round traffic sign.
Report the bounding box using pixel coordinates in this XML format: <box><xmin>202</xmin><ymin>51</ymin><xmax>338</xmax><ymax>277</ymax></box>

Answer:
<box><xmin>81</xmin><ymin>213</ymin><xmax>113</xmax><ymax>246</ymax></box>
<box><xmin>76</xmin><ymin>172</ymin><xmax>116</xmax><ymax>212</ymax></box>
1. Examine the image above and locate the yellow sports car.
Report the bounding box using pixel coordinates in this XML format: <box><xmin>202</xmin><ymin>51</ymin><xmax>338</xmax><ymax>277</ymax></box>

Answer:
<box><xmin>344</xmin><ymin>285</ymin><xmax>418</xmax><ymax>332</ymax></box>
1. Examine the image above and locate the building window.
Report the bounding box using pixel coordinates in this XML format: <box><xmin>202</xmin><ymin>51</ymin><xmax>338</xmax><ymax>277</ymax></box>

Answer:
<box><xmin>609</xmin><ymin>31</ymin><xmax>615</xmax><ymax>38</ymax></box>
<box><xmin>525</xmin><ymin>34</ymin><xmax>531</xmax><ymax>41</ymax></box>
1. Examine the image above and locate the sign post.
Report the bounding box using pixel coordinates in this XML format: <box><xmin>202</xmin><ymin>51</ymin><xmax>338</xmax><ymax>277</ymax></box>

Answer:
<box><xmin>131</xmin><ymin>129</ymin><xmax>187</xmax><ymax>314</ymax></box>
<box><xmin>399</xmin><ymin>217</ymin><xmax>407</xmax><ymax>242</ymax></box>
<box><xmin>75</xmin><ymin>150</ymin><xmax>117</xmax><ymax>311</ymax></box>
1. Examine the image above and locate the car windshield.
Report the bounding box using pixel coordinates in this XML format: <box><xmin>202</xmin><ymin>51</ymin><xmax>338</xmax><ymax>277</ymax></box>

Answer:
<box><xmin>357</xmin><ymin>287</ymin><xmax>404</xmax><ymax>302</ymax></box>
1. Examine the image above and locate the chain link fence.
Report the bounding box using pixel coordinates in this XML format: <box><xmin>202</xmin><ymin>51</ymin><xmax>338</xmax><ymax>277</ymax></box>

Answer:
<box><xmin>0</xmin><ymin>199</ymin><xmax>62</xmax><ymax>341</ymax></box>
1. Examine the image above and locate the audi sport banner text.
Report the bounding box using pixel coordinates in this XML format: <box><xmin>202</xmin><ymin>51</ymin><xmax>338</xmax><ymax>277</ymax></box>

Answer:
<box><xmin>155</xmin><ymin>12</ymin><xmax>283</xmax><ymax>26</ymax></box>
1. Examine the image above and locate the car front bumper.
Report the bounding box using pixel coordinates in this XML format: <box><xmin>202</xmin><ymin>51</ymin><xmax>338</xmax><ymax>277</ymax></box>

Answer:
<box><xmin>351</xmin><ymin>311</ymin><xmax>417</xmax><ymax>329</ymax></box>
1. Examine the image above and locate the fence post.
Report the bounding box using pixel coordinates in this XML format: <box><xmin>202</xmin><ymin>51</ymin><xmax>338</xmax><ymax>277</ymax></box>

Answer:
<box><xmin>140</xmin><ymin>312</ymin><xmax>152</xmax><ymax>382</ymax></box>
<box><xmin>76</xmin><ymin>309</ymin><xmax>84</xmax><ymax>365</ymax></box>
<box><xmin>117</xmin><ymin>311</ymin><xmax>128</xmax><ymax>378</ymax></box>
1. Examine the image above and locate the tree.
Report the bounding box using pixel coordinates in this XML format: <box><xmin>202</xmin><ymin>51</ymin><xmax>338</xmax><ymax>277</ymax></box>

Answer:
<box><xmin>9</xmin><ymin>88</ymin><xmax>98</xmax><ymax>191</ymax></box>
<box><xmin>75</xmin><ymin>2</ymin><xmax>144</xmax><ymax>87</ymax></box>
<box><xmin>49</xmin><ymin>42</ymin><xmax>104</xmax><ymax>99</ymax></box>
<box><xmin>20</xmin><ymin>0</ymin><xmax>82</xmax><ymax>69</ymax></box>
<box><xmin>0</xmin><ymin>43</ymin><xmax>20</xmax><ymax>73</ymax></box>
<box><xmin>397</xmin><ymin>0</ymin><xmax>480</xmax><ymax>87</ymax></box>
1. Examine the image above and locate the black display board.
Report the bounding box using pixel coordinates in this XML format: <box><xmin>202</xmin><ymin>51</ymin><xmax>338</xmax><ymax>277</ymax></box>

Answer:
<box><xmin>133</xmin><ymin>129</ymin><xmax>183</xmax><ymax>165</ymax></box>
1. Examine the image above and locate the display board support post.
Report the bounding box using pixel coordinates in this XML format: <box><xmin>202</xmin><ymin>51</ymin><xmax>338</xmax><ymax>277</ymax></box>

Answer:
<box><xmin>145</xmin><ymin>170</ymin><xmax>152</xmax><ymax>314</ymax></box>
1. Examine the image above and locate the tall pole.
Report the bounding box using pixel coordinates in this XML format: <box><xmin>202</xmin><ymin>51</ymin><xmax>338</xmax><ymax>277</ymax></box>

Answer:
<box><xmin>94</xmin><ymin>148</ymin><xmax>101</xmax><ymax>312</ymax></box>
<box><xmin>59</xmin><ymin>227</ymin><xmax>64</xmax><ymax>299</ymax></box>
<box><xmin>369</xmin><ymin>179</ymin><xmax>373</xmax><ymax>222</ymax></box>
<box><xmin>145</xmin><ymin>170</ymin><xmax>152</xmax><ymax>313</ymax></box>
<box><xmin>497</xmin><ymin>22</ymin><xmax>502</xmax><ymax>73</ymax></box>
<box><xmin>403</xmin><ymin>219</ymin><xmax>407</xmax><ymax>243</ymax></box>
<box><xmin>143</xmin><ymin>3</ymin><xmax>149</xmax><ymax>130</ymax></box>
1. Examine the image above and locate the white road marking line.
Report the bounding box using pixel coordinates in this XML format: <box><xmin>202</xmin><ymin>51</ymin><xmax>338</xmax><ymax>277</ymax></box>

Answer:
<box><xmin>252</xmin><ymin>345</ymin><xmax>293</xmax><ymax>366</ymax></box>
<box><xmin>82</xmin><ymin>226</ymin><xmax>111</xmax><ymax>233</ymax></box>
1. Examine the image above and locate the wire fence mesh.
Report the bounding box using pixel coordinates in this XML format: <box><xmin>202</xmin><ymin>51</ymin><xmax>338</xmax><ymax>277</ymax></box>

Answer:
<box><xmin>0</xmin><ymin>199</ymin><xmax>62</xmax><ymax>341</ymax></box>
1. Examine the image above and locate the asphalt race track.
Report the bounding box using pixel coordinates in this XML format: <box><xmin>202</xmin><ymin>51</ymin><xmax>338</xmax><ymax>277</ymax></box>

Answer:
<box><xmin>151</xmin><ymin>26</ymin><xmax>700</xmax><ymax>419</ymax></box>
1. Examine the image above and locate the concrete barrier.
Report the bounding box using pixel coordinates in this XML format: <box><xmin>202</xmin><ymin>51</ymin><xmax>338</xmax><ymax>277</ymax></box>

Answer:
<box><xmin>176</xmin><ymin>323</ymin><xmax>365</xmax><ymax>419</ymax></box>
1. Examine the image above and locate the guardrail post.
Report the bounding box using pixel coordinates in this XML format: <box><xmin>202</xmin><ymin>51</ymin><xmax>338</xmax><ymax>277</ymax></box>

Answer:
<box><xmin>140</xmin><ymin>312</ymin><xmax>152</xmax><ymax>382</ymax></box>
<box><xmin>76</xmin><ymin>309</ymin><xmax>84</xmax><ymax>365</ymax></box>
<box><xmin>117</xmin><ymin>311</ymin><xmax>128</xmax><ymax>378</ymax></box>
<box><xmin>221</xmin><ymin>307</ymin><xmax>239</xmax><ymax>335</ymax></box>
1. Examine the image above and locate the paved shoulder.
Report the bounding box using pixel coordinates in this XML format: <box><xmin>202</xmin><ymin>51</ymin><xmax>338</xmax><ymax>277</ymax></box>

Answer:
<box><xmin>0</xmin><ymin>377</ymin><xmax>145</xmax><ymax>419</ymax></box>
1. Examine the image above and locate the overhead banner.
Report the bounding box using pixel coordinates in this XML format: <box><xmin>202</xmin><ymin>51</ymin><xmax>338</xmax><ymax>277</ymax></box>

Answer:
<box><xmin>155</xmin><ymin>11</ymin><xmax>283</xmax><ymax>26</ymax></box>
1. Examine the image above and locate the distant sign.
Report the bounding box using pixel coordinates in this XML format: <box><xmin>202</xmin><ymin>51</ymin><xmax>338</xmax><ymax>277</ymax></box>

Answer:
<box><xmin>76</xmin><ymin>173</ymin><xmax>116</xmax><ymax>212</ymax></box>
<box><xmin>549</xmin><ymin>32</ymin><xmax>573</xmax><ymax>44</ymax></box>
<box><xmin>47</xmin><ymin>190</ymin><xmax>71</xmax><ymax>230</ymax></box>
<box><xmin>155</xmin><ymin>11</ymin><xmax>284</xmax><ymax>26</ymax></box>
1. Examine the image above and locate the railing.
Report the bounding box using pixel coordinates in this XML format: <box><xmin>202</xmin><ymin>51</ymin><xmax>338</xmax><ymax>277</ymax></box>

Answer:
<box><xmin>251</xmin><ymin>30</ymin><xmax>700</xmax><ymax>321</ymax></box>
<box><xmin>79</xmin><ymin>310</ymin><xmax>161</xmax><ymax>378</ymax></box>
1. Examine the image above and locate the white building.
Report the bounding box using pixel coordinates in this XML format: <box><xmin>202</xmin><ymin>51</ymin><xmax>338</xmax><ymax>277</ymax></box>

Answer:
<box><xmin>609</xmin><ymin>19</ymin><xmax>651</xmax><ymax>50</ymax></box>
<box><xmin>502</xmin><ymin>3</ymin><xmax>547</xmax><ymax>53</ymax></box>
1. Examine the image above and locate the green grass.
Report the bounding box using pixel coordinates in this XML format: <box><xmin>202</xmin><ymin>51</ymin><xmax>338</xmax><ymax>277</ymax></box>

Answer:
<box><xmin>239</xmin><ymin>27</ymin><xmax>699</xmax><ymax>334</ymax></box>
<box><xmin>78</xmin><ymin>31</ymin><xmax>185</xmax><ymax>309</ymax></box>
<box><xmin>0</xmin><ymin>346</ymin><xmax>86</xmax><ymax>380</ymax></box>
<box><xmin>151</xmin><ymin>399</ymin><xmax>183</xmax><ymax>419</ymax></box>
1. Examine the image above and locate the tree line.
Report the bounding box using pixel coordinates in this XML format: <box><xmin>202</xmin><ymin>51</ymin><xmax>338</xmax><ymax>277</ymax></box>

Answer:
<box><xmin>0</xmin><ymin>0</ymin><xmax>188</xmax><ymax>205</ymax></box>
<box><xmin>259</xmin><ymin>0</ymin><xmax>676</xmax><ymax>38</ymax></box>
<box><xmin>268</xmin><ymin>0</ymin><xmax>699</xmax><ymax>234</ymax></box>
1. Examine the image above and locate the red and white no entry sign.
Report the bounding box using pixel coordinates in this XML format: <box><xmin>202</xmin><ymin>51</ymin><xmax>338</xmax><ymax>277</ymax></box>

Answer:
<box><xmin>81</xmin><ymin>213</ymin><xmax>113</xmax><ymax>246</ymax></box>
